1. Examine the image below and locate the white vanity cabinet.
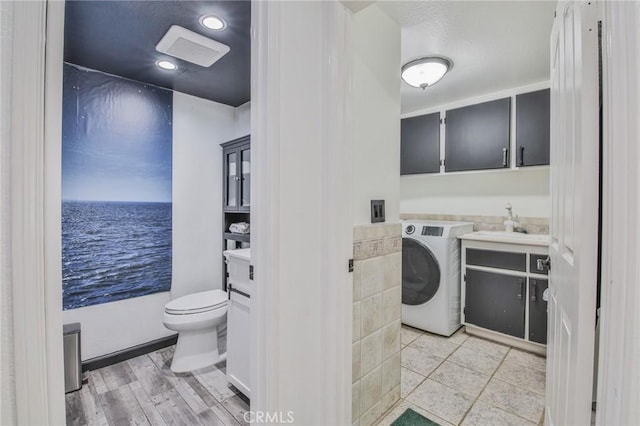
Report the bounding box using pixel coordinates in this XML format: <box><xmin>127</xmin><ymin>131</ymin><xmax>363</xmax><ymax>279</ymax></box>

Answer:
<box><xmin>459</xmin><ymin>232</ymin><xmax>550</xmax><ymax>355</ymax></box>
<box><xmin>223</xmin><ymin>248</ymin><xmax>251</xmax><ymax>399</ymax></box>
<box><xmin>227</xmin><ymin>288</ymin><xmax>250</xmax><ymax>398</ymax></box>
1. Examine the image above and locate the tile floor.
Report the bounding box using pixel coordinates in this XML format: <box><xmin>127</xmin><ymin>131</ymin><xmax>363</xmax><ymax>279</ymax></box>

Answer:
<box><xmin>65</xmin><ymin>344</ymin><xmax>249</xmax><ymax>426</ymax></box>
<box><xmin>377</xmin><ymin>325</ymin><xmax>546</xmax><ymax>426</ymax></box>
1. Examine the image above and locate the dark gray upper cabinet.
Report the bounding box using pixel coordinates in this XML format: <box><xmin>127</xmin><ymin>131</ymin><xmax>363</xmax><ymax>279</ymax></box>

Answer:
<box><xmin>445</xmin><ymin>97</ymin><xmax>511</xmax><ymax>172</ymax></box>
<box><xmin>400</xmin><ymin>113</ymin><xmax>440</xmax><ymax>175</ymax></box>
<box><xmin>516</xmin><ymin>89</ymin><xmax>550</xmax><ymax>167</ymax></box>
<box><xmin>222</xmin><ymin>135</ymin><xmax>251</xmax><ymax>213</ymax></box>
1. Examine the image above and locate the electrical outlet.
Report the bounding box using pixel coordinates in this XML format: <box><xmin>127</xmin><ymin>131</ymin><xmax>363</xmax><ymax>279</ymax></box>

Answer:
<box><xmin>370</xmin><ymin>200</ymin><xmax>385</xmax><ymax>223</ymax></box>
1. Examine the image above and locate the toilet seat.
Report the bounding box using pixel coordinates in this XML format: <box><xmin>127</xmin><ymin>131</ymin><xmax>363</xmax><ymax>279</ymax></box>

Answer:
<box><xmin>165</xmin><ymin>290</ymin><xmax>227</xmax><ymax>315</ymax></box>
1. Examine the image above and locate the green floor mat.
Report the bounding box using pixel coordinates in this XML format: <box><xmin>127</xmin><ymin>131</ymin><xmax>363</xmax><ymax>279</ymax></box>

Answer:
<box><xmin>390</xmin><ymin>408</ymin><xmax>440</xmax><ymax>426</ymax></box>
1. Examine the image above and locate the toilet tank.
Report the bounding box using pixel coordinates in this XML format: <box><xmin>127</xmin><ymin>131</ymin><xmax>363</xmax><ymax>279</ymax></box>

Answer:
<box><xmin>223</xmin><ymin>248</ymin><xmax>251</xmax><ymax>294</ymax></box>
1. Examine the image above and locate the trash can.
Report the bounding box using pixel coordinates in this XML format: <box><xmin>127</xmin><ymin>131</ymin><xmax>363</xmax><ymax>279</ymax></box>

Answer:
<box><xmin>63</xmin><ymin>323</ymin><xmax>82</xmax><ymax>393</ymax></box>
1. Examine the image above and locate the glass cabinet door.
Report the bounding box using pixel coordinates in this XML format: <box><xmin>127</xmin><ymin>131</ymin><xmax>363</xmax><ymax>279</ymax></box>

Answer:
<box><xmin>226</xmin><ymin>151</ymin><xmax>237</xmax><ymax>209</ymax></box>
<box><xmin>240</xmin><ymin>147</ymin><xmax>250</xmax><ymax>209</ymax></box>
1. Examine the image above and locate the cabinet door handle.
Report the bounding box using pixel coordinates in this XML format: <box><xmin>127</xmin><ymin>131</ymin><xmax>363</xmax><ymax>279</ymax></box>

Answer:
<box><xmin>228</xmin><ymin>284</ymin><xmax>251</xmax><ymax>299</ymax></box>
<box><xmin>516</xmin><ymin>278</ymin><xmax>524</xmax><ymax>299</ymax></box>
<box><xmin>537</xmin><ymin>256</ymin><xmax>551</xmax><ymax>271</ymax></box>
<box><xmin>519</xmin><ymin>146</ymin><xmax>525</xmax><ymax>166</ymax></box>
<box><xmin>530</xmin><ymin>280</ymin><xmax>537</xmax><ymax>302</ymax></box>
<box><xmin>502</xmin><ymin>148</ymin><xmax>509</xmax><ymax>167</ymax></box>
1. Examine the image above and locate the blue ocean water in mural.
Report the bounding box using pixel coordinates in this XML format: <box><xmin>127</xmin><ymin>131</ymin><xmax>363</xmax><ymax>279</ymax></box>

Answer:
<box><xmin>61</xmin><ymin>63</ymin><xmax>173</xmax><ymax>310</ymax></box>
<box><xmin>62</xmin><ymin>201</ymin><xmax>172</xmax><ymax>309</ymax></box>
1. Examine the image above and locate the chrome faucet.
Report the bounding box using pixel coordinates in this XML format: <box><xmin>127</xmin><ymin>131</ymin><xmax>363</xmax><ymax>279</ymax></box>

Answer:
<box><xmin>504</xmin><ymin>203</ymin><xmax>528</xmax><ymax>233</ymax></box>
<box><xmin>505</xmin><ymin>203</ymin><xmax>513</xmax><ymax>221</ymax></box>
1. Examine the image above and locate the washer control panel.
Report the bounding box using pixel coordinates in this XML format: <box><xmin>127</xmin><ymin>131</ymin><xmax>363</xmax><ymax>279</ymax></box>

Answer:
<box><xmin>421</xmin><ymin>226</ymin><xmax>444</xmax><ymax>237</ymax></box>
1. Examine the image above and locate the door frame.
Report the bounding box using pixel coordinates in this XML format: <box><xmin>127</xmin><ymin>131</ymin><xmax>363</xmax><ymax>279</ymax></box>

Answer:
<box><xmin>6</xmin><ymin>0</ymin><xmax>65</xmax><ymax>423</ymax></box>
<box><xmin>596</xmin><ymin>2</ymin><xmax>640</xmax><ymax>424</ymax></box>
<box><xmin>250</xmin><ymin>2</ymin><xmax>353</xmax><ymax>423</ymax></box>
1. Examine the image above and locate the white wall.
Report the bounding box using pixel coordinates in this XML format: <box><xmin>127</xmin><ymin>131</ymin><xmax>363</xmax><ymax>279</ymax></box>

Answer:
<box><xmin>351</xmin><ymin>5</ymin><xmax>402</xmax><ymax>424</ymax></box>
<box><xmin>0</xmin><ymin>2</ymin><xmax>16</xmax><ymax>424</ymax></box>
<box><xmin>353</xmin><ymin>4</ymin><xmax>401</xmax><ymax>226</ymax></box>
<box><xmin>235</xmin><ymin>101</ymin><xmax>251</xmax><ymax>137</ymax></box>
<box><xmin>401</xmin><ymin>168</ymin><xmax>550</xmax><ymax>217</ymax></box>
<box><xmin>63</xmin><ymin>90</ymin><xmax>248</xmax><ymax>360</ymax></box>
<box><xmin>172</xmin><ymin>92</ymin><xmax>239</xmax><ymax>298</ymax></box>
<box><xmin>62</xmin><ymin>292</ymin><xmax>174</xmax><ymax>360</ymax></box>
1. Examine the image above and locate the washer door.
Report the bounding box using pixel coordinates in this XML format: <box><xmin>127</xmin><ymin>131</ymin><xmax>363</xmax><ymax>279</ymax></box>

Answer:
<box><xmin>402</xmin><ymin>238</ymin><xmax>441</xmax><ymax>305</ymax></box>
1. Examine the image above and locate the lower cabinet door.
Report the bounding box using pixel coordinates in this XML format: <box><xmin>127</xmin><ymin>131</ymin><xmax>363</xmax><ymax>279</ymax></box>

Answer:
<box><xmin>227</xmin><ymin>290</ymin><xmax>251</xmax><ymax>398</ymax></box>
<box><xmin>528</xmin><ymin>278</ymin><xmax>549</xmax><ymax>344</ymax></box>
<box><xmin>465</xmin><ymin>269</ymin><xmax>526</xmax><ymax>338</ymax></box>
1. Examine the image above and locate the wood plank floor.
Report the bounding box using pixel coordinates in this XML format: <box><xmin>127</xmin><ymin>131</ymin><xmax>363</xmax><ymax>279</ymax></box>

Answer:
<box><xmin>66</xmin><ymin>345</ymin><xmax>249</xmax><ymax>426</ymax></box>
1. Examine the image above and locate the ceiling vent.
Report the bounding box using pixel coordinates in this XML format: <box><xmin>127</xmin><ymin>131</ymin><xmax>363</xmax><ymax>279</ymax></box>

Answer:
<box><xmin>156</xmin><ymin>25</ymin><xmax>230</xmax><ymax>67</ymax></box>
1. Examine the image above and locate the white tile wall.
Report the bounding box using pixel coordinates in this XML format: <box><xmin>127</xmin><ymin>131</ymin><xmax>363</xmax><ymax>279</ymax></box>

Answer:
<box><xmin>352</xmin><ymin>223</ymin><xmax>401</xmax><ymax>426</ymax></box>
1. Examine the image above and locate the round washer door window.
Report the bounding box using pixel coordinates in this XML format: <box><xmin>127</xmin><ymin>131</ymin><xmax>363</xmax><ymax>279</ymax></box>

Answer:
<box><xmin>402</xmin><ymin>238</ymin><xmax>441</xmax><ymax>305</ymax></box>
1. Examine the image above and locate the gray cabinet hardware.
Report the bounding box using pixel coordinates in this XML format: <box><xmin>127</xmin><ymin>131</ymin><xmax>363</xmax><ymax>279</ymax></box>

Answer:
<box><xmin>537</xmin><ymin>256</ymin><xmax>551</xmax><ymax>271</ymax></box>
<box><xmin>517</xmin><ymin>278</ymin><xmax>525</xmax><ymax>299</ymax></box>
<box><xmin>531</xmin><ymin>280</ymin><xmax>538</xmax><ymax>301</ymax></box>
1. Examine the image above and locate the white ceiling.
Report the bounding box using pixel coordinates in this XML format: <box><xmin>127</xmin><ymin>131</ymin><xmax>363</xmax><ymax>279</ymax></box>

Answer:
<box><xmin>377</xmin><ymin>1</ymin><xmax>557</xmax><ymax>114</ymax></box>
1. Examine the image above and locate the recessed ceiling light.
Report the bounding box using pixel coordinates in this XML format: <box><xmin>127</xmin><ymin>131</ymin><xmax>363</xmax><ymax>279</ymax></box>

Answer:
<box><xmin>401</xmin><ymin>57</ymin><xmax>453</xmax><ymax>90</ymax></box>
<box><xmin>157</xmin><ymin>60</ymin><xmax>177</xmax><ymax>71</ymax></box>
<box><xmin>200</xmin><ymin>15</ymin><xmax>226</xmax><ymax>31</ymax></box>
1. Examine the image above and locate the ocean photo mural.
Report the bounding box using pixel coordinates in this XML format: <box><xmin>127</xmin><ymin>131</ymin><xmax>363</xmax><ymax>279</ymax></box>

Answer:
<box><xmin>62</xmin><ymin>63</ymin><xmax>173</xmax><ymax>310</ymax></box>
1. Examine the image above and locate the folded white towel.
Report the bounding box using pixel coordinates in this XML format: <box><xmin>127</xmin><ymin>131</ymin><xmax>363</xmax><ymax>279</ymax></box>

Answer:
<box><xmin>229</xmin><ymin>222</ymin><xmax>250</xmax><ymax>234</ymax></box>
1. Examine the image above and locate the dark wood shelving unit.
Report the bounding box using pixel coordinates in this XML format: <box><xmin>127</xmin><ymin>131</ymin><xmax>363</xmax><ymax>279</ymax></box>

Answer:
<box><xmin>221</xmin><ymin>136</ymin><xmax>251</xmax><ymax>289</ymax></box>
<box><xmin>224</xmin><ymin>232</ymin><xmax>250</xmax><ymax>243</ymax></box>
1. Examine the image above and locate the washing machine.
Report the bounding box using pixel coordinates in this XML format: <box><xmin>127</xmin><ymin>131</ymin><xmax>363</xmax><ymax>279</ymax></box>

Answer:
<box><xmin>402</xmin><ymin>220</ymin><xmax>474</xmax><ymax>336</ymax></box>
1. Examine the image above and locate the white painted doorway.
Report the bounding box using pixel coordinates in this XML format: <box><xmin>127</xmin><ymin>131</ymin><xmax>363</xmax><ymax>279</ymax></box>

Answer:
<box><xmin>546</xmin><ymin>2</ymin><xmax>599</xmax><ymax>425</ymax></box>
<box><xmin>3</xmin><ymin>0</ymin><xmax>355</xmax><ymax>424</ymax></box>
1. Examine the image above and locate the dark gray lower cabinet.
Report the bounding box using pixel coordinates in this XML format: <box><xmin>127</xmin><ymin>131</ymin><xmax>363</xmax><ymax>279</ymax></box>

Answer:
<box><xmin>528</xmin><ymin>278</ymin><xmax>549</xmax><ymax>344</ymax></box>
<box><xmin>466</xmin><ymin>248</ymin><xmax>526</xmax><ymax>272</ymax></box>
<box><xmin>465</xmin><ymin>269</ymin><xmax>526</xmax><ymax>339</ymax></box>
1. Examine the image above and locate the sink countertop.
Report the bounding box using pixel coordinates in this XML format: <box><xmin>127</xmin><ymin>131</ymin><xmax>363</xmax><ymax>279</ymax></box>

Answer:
<box><xmin>459</xmin><ymin>231</ymin><xmax>551</xmax><ymax>246</ymax></box>
<box><xmin>223</xmin><ymin>248</ymin><xmax>251</xmax><ymax>260</ymax></box>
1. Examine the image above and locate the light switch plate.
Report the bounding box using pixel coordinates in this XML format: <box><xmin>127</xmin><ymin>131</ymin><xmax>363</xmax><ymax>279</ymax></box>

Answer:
<box><xmin>371</xmin><ymin>200</ymin><xmax>385</xmax><ymax>223</ymax></box>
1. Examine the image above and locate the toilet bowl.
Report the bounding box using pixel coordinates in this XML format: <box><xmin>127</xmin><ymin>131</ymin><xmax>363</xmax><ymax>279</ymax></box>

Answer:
<box><xmin>163</xmin><ymin>289</ymin><xmax>228</xmax><ymax>373</ymax></box>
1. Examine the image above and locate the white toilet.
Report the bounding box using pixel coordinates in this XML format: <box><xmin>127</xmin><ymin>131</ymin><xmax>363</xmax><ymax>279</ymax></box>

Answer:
<box><xmin>163</xmin><ymin>289</ymin><xmax>228</xmax><ymax>373</ymax></box>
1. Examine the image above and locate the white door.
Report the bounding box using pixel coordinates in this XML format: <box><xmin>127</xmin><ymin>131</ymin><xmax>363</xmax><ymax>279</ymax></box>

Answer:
<box><xmin>546</xmin><ymin>2</ymin><xmax>599</xmax><ymax>425</ymax></box>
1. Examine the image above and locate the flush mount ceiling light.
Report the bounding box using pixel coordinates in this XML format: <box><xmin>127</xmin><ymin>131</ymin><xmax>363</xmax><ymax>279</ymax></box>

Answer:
<box><xmin>157</xmin><ymin>60</ymin><xmax>177</xmax><ymax>70</ymax></box>
<box><xmin>200</xmin><ymin>14</ymin><xmax>226</xmax><ymax>31</ymax></box>
<box><xmin>401</xmin><ymin>57</ymin><xmax>453</xmax><ymax>90</ymax></box>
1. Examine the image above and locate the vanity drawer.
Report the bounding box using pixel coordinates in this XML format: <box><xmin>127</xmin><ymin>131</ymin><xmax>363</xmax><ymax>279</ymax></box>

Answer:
<box><xmin>530</xmin><ymin>254</ymin><xmax>550</xmax><ymax>275</ymax></box>
<box><xmin>466</xmin><ymin>248</ymin><xmax>526</xmax><ymax>272</ymax></box>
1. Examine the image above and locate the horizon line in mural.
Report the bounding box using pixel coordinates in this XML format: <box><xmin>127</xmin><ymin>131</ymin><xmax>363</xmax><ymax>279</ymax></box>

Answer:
<box><xmin>61</xmin><ymin>198</ymin><xmax>172</xmax><ymax>203</ymax></box>
<box><xmin>61</xmin><ymin>63</ymin><xmax>173</xmax><ymax>310</ymax></box>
